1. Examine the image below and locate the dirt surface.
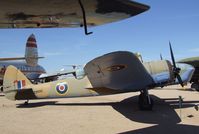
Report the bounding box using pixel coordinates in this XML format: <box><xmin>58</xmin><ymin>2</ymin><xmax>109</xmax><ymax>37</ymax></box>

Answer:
<box><xmin>0</xmin><ymin>85</ymin><xmax>199</xmax><ymax>134</ymax></box>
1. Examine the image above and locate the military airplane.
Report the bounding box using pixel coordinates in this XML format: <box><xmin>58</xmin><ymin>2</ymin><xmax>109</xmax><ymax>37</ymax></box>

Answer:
<box><xmin>0</xmin><ymin>0</ymin><xmax>150</xmax><ymax>35</ymax></box>
<box><xmin>178</xmin><ymin>56</ymin><xmax>199</xmax><ymax>91</ymax></box>
<box><xmin>0</xmin><ymin>34</ymin><xmax>46</xmax><ymax>91</ymax></box>
<box><xmin>3</xmin><ymin>45</ymin><xmax>194</xmax><ymax>110</ymax></box>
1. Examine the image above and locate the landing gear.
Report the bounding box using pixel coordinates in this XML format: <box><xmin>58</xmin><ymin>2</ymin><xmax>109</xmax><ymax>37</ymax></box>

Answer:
<box><xmin>138</xmin><ymin>89</ymin><xmax>153</xmax><ymax>111</ymax></box>
<box><xmin>191</xmin><ymin>82</ymin><xmax>199</xmax><ymax>92</ymax></box>
<box><xmin>0</xmin><ymin>86</ymin><xmax>3</xmax><ymax>92</ymax></box>
<box><xmin>24</xmin><ymin>100</ymin><xmax>29</xmax><ymax>105</ymax></box>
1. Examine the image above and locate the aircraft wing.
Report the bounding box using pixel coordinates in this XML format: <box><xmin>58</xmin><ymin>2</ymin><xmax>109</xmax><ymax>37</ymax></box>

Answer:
<box><xmin>37</xmin><ymin>69</ymin><xmax>76</xmax><ymax>82</ymax></box>
<box><xmin>84</xmin><ymin>51</ymin><xmax>154</xmax><ymax>91</ymax></box>
<box><xmin>178</xmin><ymin>57</ymin><xmax>199</xmax><ymax>67</ymax></box>
<box><xmin>0</xmin><ymin>0</ymin><xmax>149</xmax><ymax>29</ymax></box>
<box><xmin>0</xmin><ymin>57</ymin><xmax>44</xmax><ymax>61</ymax></box>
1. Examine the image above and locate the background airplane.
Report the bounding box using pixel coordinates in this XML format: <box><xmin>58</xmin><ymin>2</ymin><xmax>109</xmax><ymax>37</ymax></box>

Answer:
<box><xmin>0</xmin><ymin>0</ymin><xmax>150</xmax><ymax>35</ymax></box>
<box><xmin>0</xmin><ymin>34</ymin><xmax>46</xmax><ymax>91</ymax></box>
<box><xmin>3</xmin><ymin>47</ymin><xmax>194</xmax><ymax>110</ymax></box>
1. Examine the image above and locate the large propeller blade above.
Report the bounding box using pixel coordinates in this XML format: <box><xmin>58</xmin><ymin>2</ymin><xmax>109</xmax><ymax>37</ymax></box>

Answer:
<box><xmin>169</xmin><ymin>42</ymin><xmax>184</xmax><ymax>87</ymax></box>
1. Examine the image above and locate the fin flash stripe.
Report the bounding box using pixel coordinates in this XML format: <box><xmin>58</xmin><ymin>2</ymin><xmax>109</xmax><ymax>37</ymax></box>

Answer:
<box><xmin>14</xmin><ymin>80</ymin><xmax>26</xmax><ymax>89</ymax></box>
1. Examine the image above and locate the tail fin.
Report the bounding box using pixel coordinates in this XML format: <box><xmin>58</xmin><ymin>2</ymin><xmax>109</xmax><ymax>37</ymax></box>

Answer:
<box><xmin>0</xmin><ymin>34</ymin><xmax>43</xmax><ymax>63</ymax></box>
<box><xmin>3</xmin><ymin>65</ymin><xmax>32</xmax><ymax>100</ymax></box>
<box><xmin>25</xmin><ymin>34</ymin><xmax>43</xmax><ymax>66</ymax></box>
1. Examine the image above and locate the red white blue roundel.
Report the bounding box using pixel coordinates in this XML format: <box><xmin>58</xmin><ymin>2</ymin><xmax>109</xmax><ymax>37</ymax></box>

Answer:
<box><xmin>56</xmin><ymin>82</ymin><xmax>68</xmax><ymax>94</ymax></box>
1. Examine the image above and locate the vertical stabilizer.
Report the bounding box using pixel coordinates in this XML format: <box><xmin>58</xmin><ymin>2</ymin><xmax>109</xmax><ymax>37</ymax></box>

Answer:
<box><xmin>25</xmin><ymin>34</ymin><xmax>38</xmax><ymax>66</ymax></box>
<box><xmin>3</xmin><ymin>65</ymin><xmax>32</xmax><ymax>100</ymax></box>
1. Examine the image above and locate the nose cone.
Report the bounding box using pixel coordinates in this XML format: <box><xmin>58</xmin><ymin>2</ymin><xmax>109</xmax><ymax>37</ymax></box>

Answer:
<box><xmin>26</xmin><ymin>34</ymin><xmax>37</xmax><ymax>48</ymax></box>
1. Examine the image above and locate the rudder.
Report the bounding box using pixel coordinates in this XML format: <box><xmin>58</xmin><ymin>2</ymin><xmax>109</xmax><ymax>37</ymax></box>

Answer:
<box><xmin>3</xmin><ymin>65</ymin><xmax>32</xmax><ymax>100</ymax></box>
<box><xmin>25</xmin><ymin>34</ymin><xmax>38</xmax><ymax>66</ymax></box>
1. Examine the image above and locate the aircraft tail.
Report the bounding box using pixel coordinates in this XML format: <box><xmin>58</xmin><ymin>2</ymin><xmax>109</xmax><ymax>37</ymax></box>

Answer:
<box><xmin>0</xmin><ymin>34</ymin><xmax>43</xmax><ymax>63</ymax></box>
<box><xmin>3</xmin><ymin>65</ymin><xmax>33</xmax><ymax>100</ymax></box>
<box><xmin>25</xmin><ymin>34</ymin><xmax>43</xmax><ymax>66</ymax></box>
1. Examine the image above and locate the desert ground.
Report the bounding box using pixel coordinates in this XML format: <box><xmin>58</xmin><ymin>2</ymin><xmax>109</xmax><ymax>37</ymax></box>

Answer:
<box><xmin>0</xmin><ymin>85</ymin><xmax>198</xmax><ymax>134</ymax></box>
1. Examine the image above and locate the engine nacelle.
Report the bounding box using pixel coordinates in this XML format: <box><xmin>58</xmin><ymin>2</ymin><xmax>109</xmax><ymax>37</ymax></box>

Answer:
<box><xmin>143</xmin><ymin>60</ymin><xmax>174</xmax><ymax>85</ymax></box>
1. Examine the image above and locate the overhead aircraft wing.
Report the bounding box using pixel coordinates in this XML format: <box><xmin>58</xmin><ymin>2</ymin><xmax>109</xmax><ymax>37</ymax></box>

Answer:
<box><xmin>0</xmin><ymin>0</ymin><xmax>149</xmax><ymax>30</ymax></box>
<box><xmin>0</xmin><ymin>57</ymin><xmax>44</xmax><ymax>61</ymax></box>
<box><xmin>84</xmin><ymin>51</ymin><xmax>154</xmax><ymax>91</ymax></box>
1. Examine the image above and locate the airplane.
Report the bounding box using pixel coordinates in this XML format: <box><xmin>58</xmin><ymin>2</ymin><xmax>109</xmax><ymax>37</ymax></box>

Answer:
<box><xmin>36</xmin><ymin>66</ymin><xmax>84</xmax><ymax>83</ymax></box>
<box><xmin>0</xmin><ymin>0</ymin><xmax>150</xmax><ymax>35</ymax></box>
<box><xmin>2</xmin><ymin>45</ymin><xmax>195</xmax><ymax>110</ymax></box>
<box><xmin>178</xmin><ymin>56</ymin><xmax>199</xmax><ymax>91</ymax></box>
<box><xmin>0</xmin><ymin>34</ymin><xmax>46</xmax><ymax>91</ymax></box>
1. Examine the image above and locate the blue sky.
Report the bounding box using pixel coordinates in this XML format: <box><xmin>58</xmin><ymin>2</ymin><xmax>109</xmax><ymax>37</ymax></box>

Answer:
<box><xmin>0</xmin><ymin>0</ymin><xmax>199</xmax><ymax>72</ymax></box>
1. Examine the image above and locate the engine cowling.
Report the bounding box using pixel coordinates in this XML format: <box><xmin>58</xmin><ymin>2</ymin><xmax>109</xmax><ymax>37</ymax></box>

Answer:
<box><xmin>143</xmin><ymin>60</ymin><xmax>174</xmax><ymax>85</ymax></box>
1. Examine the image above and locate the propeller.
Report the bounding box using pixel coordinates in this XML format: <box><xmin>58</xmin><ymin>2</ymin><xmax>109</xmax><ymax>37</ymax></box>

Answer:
<box><xmin>169</xmin><ymin>42</ymin><xmax>184</xmax><ymax>87</ymax></box>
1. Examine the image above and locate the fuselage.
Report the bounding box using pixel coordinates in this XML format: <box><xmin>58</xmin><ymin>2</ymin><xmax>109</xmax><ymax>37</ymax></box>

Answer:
<box><xmin>0</xmin><ymin>61</ymin><xmax>46</xmax><ymax>81</ymax></box>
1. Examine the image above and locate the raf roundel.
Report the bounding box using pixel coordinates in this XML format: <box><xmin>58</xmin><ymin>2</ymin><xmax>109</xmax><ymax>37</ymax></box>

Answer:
<box><xmin>56</xmin><ymin>82</ymin><xmax>68</xmax><ymax>94</ymax></box>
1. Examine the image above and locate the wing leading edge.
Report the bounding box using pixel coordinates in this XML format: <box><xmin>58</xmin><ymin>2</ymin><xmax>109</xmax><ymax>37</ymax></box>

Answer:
<box><xmin>0</xmin><ymin>0</ymin><xmax>150</xmax><ymax>29</ymax></box>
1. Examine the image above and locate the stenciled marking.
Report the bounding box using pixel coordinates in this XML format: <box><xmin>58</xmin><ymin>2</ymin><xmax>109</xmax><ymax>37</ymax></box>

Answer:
<box><xmin>56</xmin><ymin>82</ymin><xmax>68</xmax><ymax>94</ymax></box>
<box><xmin>105</xmin><ymin>64</ymin><xmax>127</xmax><ymax>72</ymax></box>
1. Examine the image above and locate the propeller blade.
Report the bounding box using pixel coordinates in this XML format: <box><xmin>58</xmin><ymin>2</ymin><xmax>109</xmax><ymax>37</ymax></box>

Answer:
<box><xmin>169</xmin><ymin>42</ymin><xmax>184</xmax><ymax>87</ymax></box>
<box><xmin>169</xmin><ymin>42</ymin><xmax>176</xmax><ymax>69</ymax></box>
<box><xmin>160</xmin><ymin>53</ymin><xmax>163</xmax><ymax>60</ymax></box>
<box><xmin>176</xmin><ymin>74</ymin><xmax>184</xmax><ymax>87</ymax></box>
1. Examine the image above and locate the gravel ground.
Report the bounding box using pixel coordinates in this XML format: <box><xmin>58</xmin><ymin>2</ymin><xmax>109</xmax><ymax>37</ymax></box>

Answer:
<box><xmin>0</xmin><ymin>85</ymin><xmax>199</xmax><ymax>134</ymax></box>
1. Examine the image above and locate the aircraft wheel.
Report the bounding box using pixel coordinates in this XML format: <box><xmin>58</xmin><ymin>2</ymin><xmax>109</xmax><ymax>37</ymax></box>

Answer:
<box><xmin>24</xmin><ymin>100</ymin><xmax>29</xmax><ymax>105</ymax></box>
<box><xmin>138</xmin><ymin>93</ymin><xmax>153</xmax><ymax>111</ymax></box>
<box><xmin>191</xmin><ymin>82</ymin><xmax>199</xmax><ymax>92</ymax></box>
